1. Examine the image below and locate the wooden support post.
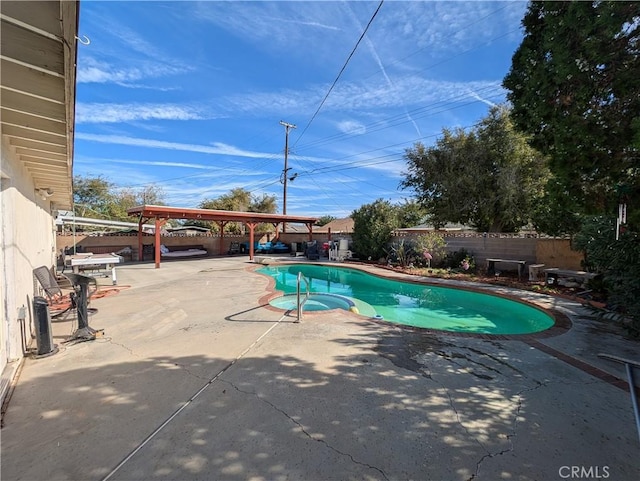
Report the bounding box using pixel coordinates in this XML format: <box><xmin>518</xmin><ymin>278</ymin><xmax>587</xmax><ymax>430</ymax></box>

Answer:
<box><xmin>137</xmin><ymin>218</ymin><xmax>144</xmax><ymax>261</ymax></box>
<box><xmin>217</xmin><ymin>221</ymin><xmax>227</xmax><ymax>255</ymax></box>
<box><xmin>248</xmin><ymin>222</ymin><xmax>256</xmax><ymax>260</ymax></box>
<box><xmin>154</xmin><ymin>218</ymin><xmax>167</xmax><ymax>268</ymax></box>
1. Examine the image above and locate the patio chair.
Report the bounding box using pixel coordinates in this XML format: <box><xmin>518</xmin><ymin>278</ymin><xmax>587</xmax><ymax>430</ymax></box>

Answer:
<box><xmin>33</xmin><ymin>266</ymin><xmax>97</xmax><ymax>317</ymax></box>
<box><xmin>305</xmin><ymin>241</ymin><xmax>320</xmax><ymax>260</ymax></box>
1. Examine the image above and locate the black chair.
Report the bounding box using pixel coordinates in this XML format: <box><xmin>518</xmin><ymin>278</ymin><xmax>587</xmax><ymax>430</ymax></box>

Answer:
<box><xmin>305</xmin><ymin>241</ymin><xmax>320</xmax><ymax>260</ymax></box>
<box><xmin>33</xmin><ymin>266</ymin><xmax>97</xmax><ymax>318</ymax></box>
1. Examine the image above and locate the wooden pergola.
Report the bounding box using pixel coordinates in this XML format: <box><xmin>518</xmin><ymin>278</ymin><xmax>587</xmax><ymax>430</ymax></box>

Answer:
<box><xmin>127</xmin><ymin>205</ymin><xmax>318</xmax><ymax>268</ymax></box>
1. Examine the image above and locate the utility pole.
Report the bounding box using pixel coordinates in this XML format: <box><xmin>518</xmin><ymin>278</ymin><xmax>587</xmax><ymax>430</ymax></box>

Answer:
<box><xmin>280</xmin><ymin>120</ymin><xmax>296</xmax><ymax>234</ymax></box>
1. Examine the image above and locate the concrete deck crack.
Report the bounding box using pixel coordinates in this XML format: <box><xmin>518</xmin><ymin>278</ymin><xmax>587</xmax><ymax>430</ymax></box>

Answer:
<box><xmin>222</xmin><ymin>379</ymin><xmax>390</xmax><ymax>481</ymax></box>
<box><xmin>104</xmin><ymin>338</ymin><xmax>137</xmax><ymax>357</ymax></box>
<box><xmin>104</xmin><ymin>339</ymin><xmax>209</xmax><ymax>381</ymax></box>
<box><xmin>420</xmin><ymin>365</ymin><xmax>490</xmax><ymax>455</ymax></box>
<box><xmin>467</xmin><ymin>382</ymin><xmax>545</xmax><ymax>481</ymax></box>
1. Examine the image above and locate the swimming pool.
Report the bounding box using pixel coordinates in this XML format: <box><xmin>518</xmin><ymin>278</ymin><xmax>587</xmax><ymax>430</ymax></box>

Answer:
<box><xmin>258</xmin><ymin>263</ymin><xmax>555</xmax><ymax>335</ymax></box>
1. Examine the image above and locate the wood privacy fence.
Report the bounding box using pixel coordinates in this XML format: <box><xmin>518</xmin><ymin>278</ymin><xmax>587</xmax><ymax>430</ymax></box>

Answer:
<box><xmin>57</xmin><ymin>232</ymin><xmax>584</xmax><ymax>271</ymax></box>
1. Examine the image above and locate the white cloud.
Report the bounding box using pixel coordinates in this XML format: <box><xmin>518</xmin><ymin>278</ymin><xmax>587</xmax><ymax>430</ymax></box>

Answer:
<box><xmin>77</xmin><ymin>57</ymin><xmax>188</xmax><ymax>85</ymax></box>
<box><xmin>336</xmin><ymin>120</ymin><xmax>366</xmax><ymax>135</ymax></box>
<box><xmin>75</xmin><ymin>133</ymin><xmax>281</xmax><ymax>160</ymax></box>
<box><xmin>106</xmin><ymin>159</ymin><xmax>214</xmax><ymax>170</ymax></box>
<box><xmin>76</xmin><ymin>103</ymin><xmax>206</xmax><ymax>124</ymax></box>
<box><xmin>225</xmin><ymin>77</ymin><xmax>505</xmax><ymax>117</ymax></box>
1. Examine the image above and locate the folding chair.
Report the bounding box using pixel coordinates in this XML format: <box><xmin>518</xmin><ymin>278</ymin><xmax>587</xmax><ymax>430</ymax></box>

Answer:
<box><xmin>33</xmin><ymin>266</ymin><xmax>97</xmax><ymax>318</ymax></box>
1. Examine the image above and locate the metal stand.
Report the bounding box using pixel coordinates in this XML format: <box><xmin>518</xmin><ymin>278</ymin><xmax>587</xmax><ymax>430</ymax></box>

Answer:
<box><xmin>64</xmin><ymin>273</ymin><xmax>101</xmax><ymax>341</ymax></box>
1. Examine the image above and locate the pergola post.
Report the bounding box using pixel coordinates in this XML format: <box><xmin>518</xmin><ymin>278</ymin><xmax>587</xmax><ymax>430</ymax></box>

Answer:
<box><xmin>273</xmin><ymin>223</ymin><xmax>281</xmax><ymax>241</ymax></box>
<box><xmin>137</xmin><ymin>217</ymin><xmax>144</xmax><ymax>261</ymax></box>
<box><xmin>307</xmin><ymin>222</ymin><xmax>314</xmax><ymax>241</ymax></box>
<box><xmin>154</xmin><ymin>218</ymin><xmax>167</xmax><ymax>268</ymax></box>
<box><xmin>247</xmin><ymin>222</ymin><xmax>257</xmax><ymax>260</ymax></box>
<box><xmin>217</xmin><ymin>221</ymin><xmax>227</xmax><ymax>255</ymax></box>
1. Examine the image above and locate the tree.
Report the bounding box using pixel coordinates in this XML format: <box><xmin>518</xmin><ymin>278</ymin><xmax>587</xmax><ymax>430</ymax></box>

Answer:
<box><xmin>248</xmin><ymin>193</ymin><xmax>278</xmax><ymax>214</ymax></box>
<box><xmin>351</xmin><ymin>199</ymin><xmax>402</xmax><ymax>260</ymax></box>
<box><xmin>198</xmin><ymin>188</ymin><xmax>277</xmax><ymax>234</ymax></box>
<box><xmin>396</xmin><ymin>200</ymin><xmax>426</xmax><ymax>228</ymax></box>
<box><xmin>401</xmin><ymin>106</ymin><xmax>549</xmax><ymax>232</ymax></box>
<box><xmin>316</xmin><ymin>215</ymin><xmax>337</xmax><ymax>227</ymax></box>
<box><xmin>73</xmin><ymin>175</ymin><xmax>166</xmax><ymax>223</ymax></box>
<box><xmin>503</xmin><ymin>1</ymin><xmax>640</xmax><ymax>225</ymax></box>
<box><xmin>73</xmin><ymin>175</ymin><xmax>114</xmax><ymax>219</ymax></box>
<box><xmin>530</xmin><ymin>177</ymin><xmax>582</xmax><ymax>236</ymax></box>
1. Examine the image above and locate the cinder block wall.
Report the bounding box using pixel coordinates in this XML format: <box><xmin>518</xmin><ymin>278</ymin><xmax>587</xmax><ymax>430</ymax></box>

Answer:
<box><xmin>443</xmin><ymin>236</ymin><xmax>537</xmax><ymax>266</ymax></box>
<box><xmin>393</xmin><ymin>232</ymin><xmax>583</xmax><ymax>271</ymax></box>
<box><xmin>56</xmin><ymin>232</ymin><xmax>585</xmax><ymax>271</ymax></box>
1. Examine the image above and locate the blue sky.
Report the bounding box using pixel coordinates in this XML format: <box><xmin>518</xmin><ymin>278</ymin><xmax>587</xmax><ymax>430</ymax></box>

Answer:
<box><xmin>74</xmin><ymin>0</ymin><xmax>528</xmax><ymax>218</ymax></box>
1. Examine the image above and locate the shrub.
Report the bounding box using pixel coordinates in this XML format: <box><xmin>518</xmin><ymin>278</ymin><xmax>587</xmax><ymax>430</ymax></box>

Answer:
<box><xmin>573</xmin><ymin>216</ymin><xmax>640</xmax><ymax>337</ymax></box>
<box><xmin>443</xmin><ymin>249</ymin><xmax>475</xmax><ymax>271</ymax></box>
<box><xmin>412</xmin><ymin>233</ymin><xmax>447</xmax><ymax>267</ymax></box>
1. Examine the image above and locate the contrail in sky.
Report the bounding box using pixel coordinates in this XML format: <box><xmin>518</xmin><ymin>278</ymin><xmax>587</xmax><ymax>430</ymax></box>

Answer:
<box><xmin>345</xmin><ymin>2</ymin><xmax>422</xmax><ymax>137</ymax></box>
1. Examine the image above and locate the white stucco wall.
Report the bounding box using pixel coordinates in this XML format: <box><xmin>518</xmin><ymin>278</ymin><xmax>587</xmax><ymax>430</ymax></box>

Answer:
<box><xmin>1</xmin><ymin>136</ymin><xmax>57</xmax><ymax>373</ymax></box>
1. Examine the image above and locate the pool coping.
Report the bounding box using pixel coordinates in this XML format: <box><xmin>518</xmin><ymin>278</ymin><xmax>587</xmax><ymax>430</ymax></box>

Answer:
<box><xmin>251</xmin><ymin>260</ymin><xmax>640</xmax><ymax>397</ymax></box>
<box><xmin>250</xmin><ymin>261</ymin><xmax>572</xmax><ymax>341</ymax></box>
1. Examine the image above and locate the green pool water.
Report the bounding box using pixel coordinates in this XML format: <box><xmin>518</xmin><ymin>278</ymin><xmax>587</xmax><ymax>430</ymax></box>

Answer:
<box><xmin>258</xmin><ymin>264</ymin><xmax>555</xmax><ymax>335</ymax></box>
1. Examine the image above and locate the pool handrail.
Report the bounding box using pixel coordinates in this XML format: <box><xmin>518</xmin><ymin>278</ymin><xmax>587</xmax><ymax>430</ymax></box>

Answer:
<box><xmin>598</xmin><ymin>352</ymin><xmax>640</xmax><ymax>444</ymax></box>
<box><xmin>296</xmin><ymin>271</ymin><xmax>310</xmax><ymax>322</ymax></box>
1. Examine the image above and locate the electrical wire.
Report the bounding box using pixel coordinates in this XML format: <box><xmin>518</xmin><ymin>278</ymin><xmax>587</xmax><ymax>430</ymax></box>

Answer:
<box><xmin>93</xmin><ymin>4</ymin><xmax>518</xmax><ymax>212</ymax></box>
<box><xmin>293</xmin><ymin>0</ymin><xmax>385</xmax><ymax>148</ymax></box>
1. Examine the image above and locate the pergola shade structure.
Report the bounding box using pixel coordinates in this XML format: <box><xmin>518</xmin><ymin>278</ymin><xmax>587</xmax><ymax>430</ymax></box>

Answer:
<box><xmin>127</xmin><ymin>205</ymin><xmax>319</xmax><ymax>267</ymax></box>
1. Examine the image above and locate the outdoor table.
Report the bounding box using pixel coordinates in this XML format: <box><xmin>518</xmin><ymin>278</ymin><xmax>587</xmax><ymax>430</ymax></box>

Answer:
<box><xmin>66</xmin><ymin>253</ymin><xmax>123</xmax><ymax>285</ymax></box>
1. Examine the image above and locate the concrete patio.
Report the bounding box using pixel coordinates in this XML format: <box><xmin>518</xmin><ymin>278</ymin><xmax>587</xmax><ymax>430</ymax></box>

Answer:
<box><xmin>1</xmin><ymin>257</ymin><xmax>638</xmax><ymax>481</ymax></box>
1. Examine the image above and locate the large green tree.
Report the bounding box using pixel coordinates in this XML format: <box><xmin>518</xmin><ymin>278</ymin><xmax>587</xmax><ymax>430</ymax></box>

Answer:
<box><xmin>352</xmin><ymin>199</ymin><xmax>402</xmax><ymax>261</ymax></box>
<box><xmin>350</xmin><ymin>199</ymin><xmax>424</xmax><ymax>260</ymax></box>
<box><xmin>401</xmin><ymin>106</ymin><xmax>549</xmax><ymax>232</ymax></box>
<box><xmin>196</xmin><ymin>188</ymin><xmax>277</xmax><ymax>233</ymax></box>
<box><xmin>73</xmin><ymin>175</ymin><xmax>165</xmax><ymax>222</ymax></box>
<box><xmin>503</xmin><ymin>1</ymin><xmax>640</xmax><ymax>225</ymax></box>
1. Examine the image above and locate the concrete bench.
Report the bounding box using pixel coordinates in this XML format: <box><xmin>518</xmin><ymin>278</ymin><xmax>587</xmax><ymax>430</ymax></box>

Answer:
<box><xmin>486</xmin><ymin>258</ymin><xmax>527</xmax><ymax>281</ymax></box>
<box><xmin>543</xmin><ymin>268</ymin><xmax>598</xmax><ymax>287</ymax></box>
<box><xmin>528</xmin><ymin>263</ymin><xmax>545</xmax><ymax>281</ymax></box>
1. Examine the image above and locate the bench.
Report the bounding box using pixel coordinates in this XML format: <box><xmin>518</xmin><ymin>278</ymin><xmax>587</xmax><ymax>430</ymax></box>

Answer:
<box><xmin>160</xmin><ymin>244</ymin><xmax>208</xmax><ymax>259</ymax></box>
<box><xmin>486</xmin><ymin>258</ymin><xmax>527</xmax><ymax>281</ymax></box>
<box><xmin>528</xmin><ymin>263</ymin><xmax>546</xmax><ymax>282</ymax></box>
<box><xmin>543</xmin><ymin>268</ymin><xmax>599</xmax><ymax>287</ymax></box>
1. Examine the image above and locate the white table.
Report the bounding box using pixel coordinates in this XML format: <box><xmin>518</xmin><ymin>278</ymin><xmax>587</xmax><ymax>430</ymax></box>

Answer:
<box><xmin>66</xmin><ymin>253</ymin><xmax>123</xmax><ymax>285</ymax></box>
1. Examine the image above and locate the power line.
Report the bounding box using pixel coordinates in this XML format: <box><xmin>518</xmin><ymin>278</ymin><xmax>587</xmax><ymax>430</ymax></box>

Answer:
<box><xmin>293</xmin><ymin>85</ymin><xmax>503</xmax><ymax>152</ymax></box>
<box><xmin>293</xmin><ymin>0</ymin><xmax>385</xmax><ymax>147</ymax></box>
